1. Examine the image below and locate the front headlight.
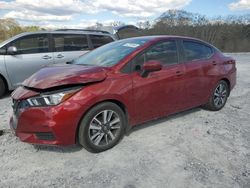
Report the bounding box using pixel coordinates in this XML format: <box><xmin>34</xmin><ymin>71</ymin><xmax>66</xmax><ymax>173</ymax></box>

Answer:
<box><xmin>26</xmin><ymin>87</ymin><xmax>81</xmax><ymax>107</ymax></box>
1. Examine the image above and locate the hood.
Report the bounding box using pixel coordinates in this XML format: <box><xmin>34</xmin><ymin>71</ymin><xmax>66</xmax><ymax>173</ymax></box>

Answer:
<box><xmin>23</xmin><ymin>64</ymin><xmax>108</xmax><ymax>90</ymax></box>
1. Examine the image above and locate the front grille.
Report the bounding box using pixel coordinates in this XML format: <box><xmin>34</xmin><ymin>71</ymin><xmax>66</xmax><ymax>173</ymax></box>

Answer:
<box><xmin>36</xmin><ymin>132</ymin><xmax>56</xmax><ymax>141</ymax></box>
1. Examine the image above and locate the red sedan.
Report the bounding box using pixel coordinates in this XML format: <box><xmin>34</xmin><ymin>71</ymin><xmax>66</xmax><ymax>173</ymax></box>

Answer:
<box><xmin>10</xmin><ymin>36</ymin><xmax>236</xmax><ymax>152</ymax></box>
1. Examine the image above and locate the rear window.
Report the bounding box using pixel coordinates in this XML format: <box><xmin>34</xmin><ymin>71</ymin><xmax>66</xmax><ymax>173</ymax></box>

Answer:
<box><xmin>53</xmin><ymin>34</ymin><xmax>89</xmax><ymax>52</ymax></box>
<box><xmin>183</xmin><ymin>41</ymin><xmax>213</xmax><ymax>61</ymax></box>
<box><xmin>89</xmin><ymin>35</ymin><xmax>114</xmax><ymax>49</ymax></box>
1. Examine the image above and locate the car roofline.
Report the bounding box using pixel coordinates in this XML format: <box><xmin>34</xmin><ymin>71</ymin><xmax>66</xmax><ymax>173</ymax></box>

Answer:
<box><xmin>0</xmin><ymin>30</ymin><xmax>115</xmax><ymax>48</ymax></box>
<box><xmin>123</xmin><ymin>35</ymin><xmax>217</xmax><ymax>49</ymax></box>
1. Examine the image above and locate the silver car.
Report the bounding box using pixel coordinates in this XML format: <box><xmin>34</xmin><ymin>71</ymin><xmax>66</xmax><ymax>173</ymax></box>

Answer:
<box><xmin>0</xmin><ymin>30</ymin><xmax>116</xmax><ymax>97</ymax></box>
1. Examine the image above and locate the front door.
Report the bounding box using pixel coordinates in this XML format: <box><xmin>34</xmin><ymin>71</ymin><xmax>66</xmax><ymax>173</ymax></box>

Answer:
<box><xmin>4</xmin><ymin>34</ymin><xmax>53</xmax><ymax>87</ymax></box>
<box><xmin>131</xmin><ymin>40</ymin><xmax>186</xmax><ymax>124</ymax></box>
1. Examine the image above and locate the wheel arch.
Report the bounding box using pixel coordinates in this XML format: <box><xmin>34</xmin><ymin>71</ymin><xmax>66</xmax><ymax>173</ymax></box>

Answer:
<box><xmin>220</xmin><ymin>78</ymin><xmax>231</xmax><ymax>96</ymax></box>
<box><xmin>75</xmin><ymin>98</ymin><xmax>130</xmax><ymax>144</ymax></box>
<box><xmin>0</xmin><ymin>73</ymin><xmax>9</xmax><ymax>91</ymax></box>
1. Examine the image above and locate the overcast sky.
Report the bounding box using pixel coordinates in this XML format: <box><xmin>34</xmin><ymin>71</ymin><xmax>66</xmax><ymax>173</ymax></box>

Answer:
<box><xmin>0</xmin><ymin>0</ymin><xmax>249</xmax><ymax>28</ymax></box>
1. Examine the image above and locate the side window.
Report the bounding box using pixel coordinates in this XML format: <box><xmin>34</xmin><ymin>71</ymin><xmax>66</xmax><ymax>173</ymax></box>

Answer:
<box><xmin>183</xmin><ymin>41</ymin><xmax>213</xmax><ymax>61</ymax></box>
<box><xmin>133</xmin><ymin>40</ymin><xmax>178</xmax><ymax>71</ymax></box>
<box><xmin>10</xmin><ymin>34</ymin><xmax>49</xmax><ymax>54</ymax></box>
<box><xmin>53</xmin><ymin>34</ymin><xmax>89</xmax><ymax>52</ymax></box>
<box><xmin>146</xmin><ymin>41</ymin><xmax>178</xmax><ymax>65</ymax></box>
<box><xmin>89</xmin><ymin>35</ymin><xmax>114</xmax><ymax>49</ymax></box>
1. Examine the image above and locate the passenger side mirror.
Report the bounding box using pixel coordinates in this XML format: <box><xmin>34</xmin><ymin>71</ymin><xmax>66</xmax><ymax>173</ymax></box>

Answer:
<box><xmin>7</xmin><ymin>46</ymin><xmax>17</xmax><ymax>55</ymax></box>
<box><xmin>141</xmin><ymin>61</ymin><xmax>162</xmax><ymax>77</ymax></box>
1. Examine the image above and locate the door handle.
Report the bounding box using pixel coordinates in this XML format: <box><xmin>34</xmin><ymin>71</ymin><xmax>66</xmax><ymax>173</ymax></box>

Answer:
<box><xmin>42</xmin><ymin>55</ymin><xmax>52</xmax><ymax>60</ymax></box>
<box><xmin>212</xmin><ymin>61</ymin><xmax>217</xmax><ymax>65</ymax></box>
<box><xmin>57</xmin><ymin>54</ymin><xmax>64</xmax><ymax>58</ymax></box>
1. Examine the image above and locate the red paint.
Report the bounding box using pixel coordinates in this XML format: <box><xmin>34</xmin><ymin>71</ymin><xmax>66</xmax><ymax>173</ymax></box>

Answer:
<box><xmin>10</xmin><ymin>36</ymin><xmax>237</xmax><ymax>146</ymax></box>
<box><xmin>22</xmin><ymin>65</ymin><xmax>109</xmax><ymax>89</ymax></box>
<box><xmin>143</xmin><ymin>61</ymin><xmax>162</xmax><ymax>72</ymax></box>
<box><xmin>11</xmin><ymin>86</ymin><xmax>39</xmax><ymax>100</ymax></box>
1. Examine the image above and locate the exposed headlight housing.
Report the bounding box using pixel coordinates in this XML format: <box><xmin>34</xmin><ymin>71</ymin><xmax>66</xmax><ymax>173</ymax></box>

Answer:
<box><xmin>26</xmin><ymin>87</ymin><xmax>81</xmax><ymax>107</ymax></box>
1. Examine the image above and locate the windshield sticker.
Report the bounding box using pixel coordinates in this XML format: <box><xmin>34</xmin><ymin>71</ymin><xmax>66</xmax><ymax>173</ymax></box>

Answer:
<box><xmin>123</xmin><ymin>43</ymin><xmax>140</xmax><ymax>48</ymax></box>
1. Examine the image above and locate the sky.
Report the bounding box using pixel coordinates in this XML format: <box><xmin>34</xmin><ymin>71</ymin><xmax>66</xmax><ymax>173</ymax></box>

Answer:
<box><xmin>0</xmin><ymin>0</ymin><xmax>249</xmax><ymax>28</ymax></box>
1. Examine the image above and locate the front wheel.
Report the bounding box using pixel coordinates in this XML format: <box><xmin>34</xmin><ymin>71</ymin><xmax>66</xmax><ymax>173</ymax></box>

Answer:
<box><xmin>78</xmin><ymin>102</ymin><xmax>126</xmax><ymax>152</ymax></box>
<box><xmin>203</xmin><ymin>80</ymin><xmax>229</xmax><ymax>111</ymax></box>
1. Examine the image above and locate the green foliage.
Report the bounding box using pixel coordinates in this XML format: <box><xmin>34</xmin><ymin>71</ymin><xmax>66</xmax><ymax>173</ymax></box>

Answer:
<box><xmin>143</xmin><ymin>10</ymin><xmax>250</xmax><ymax>52</ymax></box>
<box><xmin>115</xmin><ymin>10</ymin><xmax>250</xmax><ymax>52</ymax></box>
<box><xmin>0</xmin><ymin>18</ymin><xmax>40</xmax><ymax>43</ymax></box>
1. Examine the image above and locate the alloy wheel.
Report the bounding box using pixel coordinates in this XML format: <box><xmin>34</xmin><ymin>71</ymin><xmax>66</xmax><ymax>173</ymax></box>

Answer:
<box><xmin>213</xmin><ymin>83</ymin><xmax>228</xmax><ymax>108</ymax></box>
<box><xmin>88</xmin><ymin>110</ymin><xmax>121</xmax><ymax>147</ymax></box>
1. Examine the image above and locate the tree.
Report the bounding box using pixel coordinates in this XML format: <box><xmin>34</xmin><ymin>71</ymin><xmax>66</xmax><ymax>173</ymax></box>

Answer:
<box><xmin>0</xmin><ymin>18</ymin><xmax>40</xmax><ymax>42</ymax></box>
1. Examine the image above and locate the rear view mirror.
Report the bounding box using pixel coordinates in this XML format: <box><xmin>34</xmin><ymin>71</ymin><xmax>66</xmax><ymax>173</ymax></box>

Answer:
<box><xmin>7</xmin><ymin>46</ymin><xmax>17</xmax><ymax>55</ymax></box>
<box><xmin>141</xmin><ymin>61</ymin><xmax>162</xmax><ymax>77</ymax></box>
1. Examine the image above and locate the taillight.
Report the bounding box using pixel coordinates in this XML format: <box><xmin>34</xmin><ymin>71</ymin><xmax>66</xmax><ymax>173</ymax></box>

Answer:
<box><xmin>226</xmin><ymin>59</ymin><xmax>236</xmax><ymax>69</ymax></box>
<box><xmin>224</xmin><ymin>60</ymin><xmax>235</xmax><ymax>65</ymax></box>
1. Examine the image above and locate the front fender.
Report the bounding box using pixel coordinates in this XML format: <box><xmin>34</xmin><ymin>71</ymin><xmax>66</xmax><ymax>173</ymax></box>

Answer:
<box><xmin>0</xmin><ymin>55</ymin><xmax>13</xmax><ymax>90</ymax></box>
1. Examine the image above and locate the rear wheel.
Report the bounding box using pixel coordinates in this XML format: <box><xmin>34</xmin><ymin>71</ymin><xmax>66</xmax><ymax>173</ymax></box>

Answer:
<box><xmin>78</xmin><ymin>102</ymin><xmax>126</xmax><ymax>152</ymax></box>
<box><xmin>203</xmin><ymin>80</ymin><xmax>229</xmax><ymax>111</ymax></box>
<box><xmin>0</xmin><ymin>77</ymin><xmax>6</xmax><ymax>98</ymax></box>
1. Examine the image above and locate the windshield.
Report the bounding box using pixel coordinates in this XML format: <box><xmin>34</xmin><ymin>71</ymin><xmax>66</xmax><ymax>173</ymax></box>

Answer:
<box><xmin>73</xmin><ymin>38</ymin><xmax>150</xmax><ymax>67</ymax></box>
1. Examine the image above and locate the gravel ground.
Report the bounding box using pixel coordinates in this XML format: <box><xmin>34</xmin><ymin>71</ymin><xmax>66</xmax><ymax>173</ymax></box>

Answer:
<box><xmin>0</xmin><ymin>53</ymin><xmax>249</xmax><ymax>188</ymax></box>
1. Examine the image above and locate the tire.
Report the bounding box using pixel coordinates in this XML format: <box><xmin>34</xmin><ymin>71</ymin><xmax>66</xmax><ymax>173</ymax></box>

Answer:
<box><xmin>0</xmin><ymin>77</ymin><xmax>6</xmax><ymax>98</ymax></box>
<box><xmin>203</xmin><ymin>80</ymin><xmax>229</xmax><ymax>111</ymax></box>
<box><xmin>78</xmin><ymin>102</ymin><xmax>126</xmax><ymax>153</ymax></box>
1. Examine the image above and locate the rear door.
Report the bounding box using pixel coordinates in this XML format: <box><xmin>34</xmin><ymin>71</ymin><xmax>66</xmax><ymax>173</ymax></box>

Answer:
<box><xmin>52</xmin><ymin>34</ymin><xmax>90</xmax><ymax>64</ymax></box>
<box><xmin>4</xmin><ymin>34</ymin><xmax>53</xmax><ymax>87</ymax></box>
<box><xmin>181</xmin><ymin>40</ymin><xmax>215</xmax><ymax>108</ymax></box>
<box><xmin>131</xmin><ymin>40</ymin><xmax>186</xmax><ymax>123</ymax></box>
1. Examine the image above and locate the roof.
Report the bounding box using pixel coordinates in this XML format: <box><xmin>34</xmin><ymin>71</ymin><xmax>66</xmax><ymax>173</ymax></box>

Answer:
<box><xmin>0</xmin><ymin>30</ymin><xmax>115</xmax><ymax>48</ymax></box>
<box><xmin>122</xmin><ymin>35</ymin><xmax>215</xmax><ymax>47</ymax></box>
<box><xmin>125</xmin><ymin>35</ymin><xmax>203</xmax><ymax>41</ymax></box>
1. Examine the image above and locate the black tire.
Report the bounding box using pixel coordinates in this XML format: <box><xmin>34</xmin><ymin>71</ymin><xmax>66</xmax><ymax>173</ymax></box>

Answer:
<box><xmin>203</xmin><ymin>80</ymin><xmax>229</xmax><ymax>111</ymax></box>
<box><xmin>0</xmin><ymin>77</ymin><xmax>6</xmax><ymax>98</ymax></box>
<box><xmin>78</xmin><ymin>102</ymin><xmax>126</xmax><ymax>153</ymax></box>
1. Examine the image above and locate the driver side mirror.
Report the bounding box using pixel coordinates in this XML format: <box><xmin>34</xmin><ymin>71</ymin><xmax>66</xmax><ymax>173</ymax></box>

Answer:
<box><xmin>7</xmin><ymin>46</ymin><xmax>17</xmax><ymax>55</ymax></box>
<box><xmin>141</xmin><ymin>60</ymin><xmax>162</xmax><ymax>77</ymax></box>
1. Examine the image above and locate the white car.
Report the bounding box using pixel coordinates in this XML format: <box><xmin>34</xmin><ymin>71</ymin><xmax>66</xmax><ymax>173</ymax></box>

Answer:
<box><xmin>0</xmin><ymin>26</ymin><xmax>139</xmax><ymax>97</ymax></box>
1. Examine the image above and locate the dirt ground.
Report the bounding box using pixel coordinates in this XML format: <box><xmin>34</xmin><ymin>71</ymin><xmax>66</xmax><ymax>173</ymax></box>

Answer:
<box><xmin>0</xmin><ymin>53</ymin><xmax>249</xmax><ymax>188</ymax></box>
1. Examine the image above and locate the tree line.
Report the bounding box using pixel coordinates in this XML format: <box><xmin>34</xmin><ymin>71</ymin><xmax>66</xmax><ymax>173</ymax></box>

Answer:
<box><xmin>0</xmin><ymin>10</ymin><xmax>249</xmax><ymax>52</ymax></box>
<box><xmin>0</xmin><ymin>18</ymin><xmax>40</xmax><ymax>43</ymax></box>
<box><xmin>140</xmin><ymin>10</ymin><xmax>250</xmax><ymax>52</ymax></box>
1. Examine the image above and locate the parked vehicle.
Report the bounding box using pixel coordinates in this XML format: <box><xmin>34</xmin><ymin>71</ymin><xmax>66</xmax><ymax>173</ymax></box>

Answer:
<box><xmin>10</xmin><ymin>36</ymin><xmax>236</xmax><ymax>152</ymax></box>
<box><xmin>0</xmin><ymin>30</ymin><xmax>117</xmax><ymax>97</ymax></box>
